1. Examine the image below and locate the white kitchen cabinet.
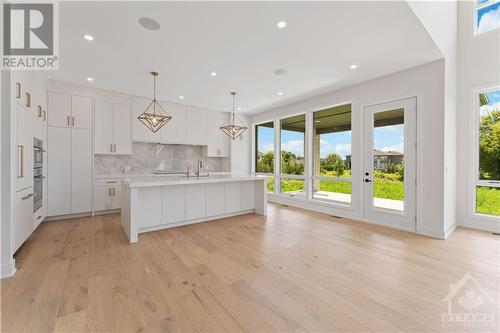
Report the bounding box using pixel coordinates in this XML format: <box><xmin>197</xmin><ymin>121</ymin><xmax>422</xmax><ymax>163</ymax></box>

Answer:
<box><xmin>47</xmin><ymin>91</ymin><xmax>71</xmax><ymax>127</ymax></box>
<box><xmin>206</xmin><ymin>183</ymin><xmax>225</xmax><ymax>216</ymax></box>
<box><xmin>185</xmin><ymin>183</ymin><xmax>207</xmax><ymax>219</ymax></box>
<box><xmin>132</xmin><ymin>96</ymin><xmax>160</xmax><ymax>143</ymax></box>
<box><xmin>95</xmin><ymin>101</ymin><xmax>131</xmax><ymax>154</ymax></box>
<box><xmin>240</xmin><ymin>181</ymin><xmax>256</xmax><ymax>210</ymax></box>
<box><xmin>94</xmin><ymin>179</ymin><xmax>122</xmax><ymax>212</ymax></box>
<box><xmin>160</xmin><ymin>101</ymin><xmax>186</xmax><ymax>144</ymax></box>
<box><xmin>16</xmin><ymin>104</ymin><xmax>33</xmax><ymax>191</ymax></box>
<box><xmin>225</xmin><ymin>182</ymin><xmax>241</xmax><ymax>213</ymax></box>
<box><xmin>136</xmin><ymin>187</ymin><xmax>162</xmax><ymax>228</ymax></box>
<box><xmin>71</xmin><ymin>129</ymin><xmax>92</xmax><ymax>213</ymax></box>
<box><xmin>13</xmin><ymin>187</ymin><xmax>35</xmax><ymax>253</ymax></box>
<box><xmin>71</xmin><ymin>95</ymin><xmax>93</xmax><ymax>129</ymax></box>
<box><xmin>161</xmin><ymin>185</ymin><xmax>186</xmax><ymax>224</ymax></box>
<box><xmin>48</xmin><ymin>91</ymin><xmax>92</xmax><ymax>217</ymax></box>
<box><xmin>94</xmin><ymin>101</ymin><xmax>114</xmax><ymax>154</ymax></box>
<box><xmin>185</xmin><ymin>106</ymin><xmax>207</xmax><ymax>145</ymax></box>
<box><xmin>207</xmin><ymin>112</ymin><xmax>230</xmax><ymax>157</ymax></box>
<box><xmin>47</xmin><ymin>127</ymin><xmax>72</xmax><ymax>216</ymax></box>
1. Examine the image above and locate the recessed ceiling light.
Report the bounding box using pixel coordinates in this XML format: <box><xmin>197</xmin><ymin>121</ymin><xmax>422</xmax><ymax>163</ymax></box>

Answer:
<box><xmin>84</xmin><ymin>34</ymin><xmax>94</xmax><ymax>41</ymax></box>
<box><xmin>237</xmin><ymin>107</ymin><xmax>241</xmax><ymax>111</ymax></box>
<box><xmin>138</xmin><ymin>17</ymin><xmax>160</xmax><ymax>31</ymax></box>
<box><xmin>86</xmin><ymin>77</ymin><xmax>94</xmax><ymax>82</ymax></box>
<box><xmin>277</xmin><ymin>92</ymin><xmax>283</xmax><ymax>96</ymax></box>
<box><xmin>210</xmin><ymin>72</ymin><xmax>217</xmax><ymax>77</ymax></box>
<box><xmin>349</xmin><ymin>64</ymin><xmax>358</xmax><ymax>69</ymax></box>
<box><xmin>179</xmin><ymin>95</ymin><xmax>184</xmax><ymax>99</ymax></box>
<box><xmin>274</xmin><ymin>68</ymin><xmax>287</xmax><ymax>75</ymax></box>
<box><xmin>277</xmin><ymin>21</ymin><xmax>287</xmax><ymax>29</ymax></box>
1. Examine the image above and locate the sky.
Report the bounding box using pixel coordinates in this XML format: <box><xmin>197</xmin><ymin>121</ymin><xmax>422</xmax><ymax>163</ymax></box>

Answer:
<box><xmin>257</xmin><ymin>124</ymin><xmax>405</xmax><ymax>159</ymax></box>
<box><xmin>480</xmin><ymin>90</ymin><xmax>500</xmax><ymax>116</ymax></box>
<box><xmin>477</xmin><ymin>1</ymin><xmax>500</xmax><ymax>34</ymax></box>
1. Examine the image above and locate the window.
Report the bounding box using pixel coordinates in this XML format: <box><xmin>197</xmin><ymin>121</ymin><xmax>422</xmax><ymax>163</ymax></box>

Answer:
<box><xmin>312</xmin><ymin>104</ymin><xmax>352</xmax><ymax>204</ymax></box>
<box><xmin>255</xmin><ymin>121</ymin><xmax>275</xmax><ymax>192</ymax></box>
<box><xmin>280</xmin><ymin>114</ymin><xmax>306</xmax><ymax>195</ymax></box>
<box><xmin>475</xmin><ymin>89</ymin><xmax>500</xmax><ymax>216</ymax></box>
<box><xmin>476</xmin><ymin>0</ymin><xmax>500</xmax><ymax>34</ymax></box>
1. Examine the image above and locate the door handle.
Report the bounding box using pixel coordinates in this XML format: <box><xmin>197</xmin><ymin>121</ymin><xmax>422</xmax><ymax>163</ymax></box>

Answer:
<box><xmin>364</xmin><ymin>179</ymin><xmax>372</xmax><ymax>183</ymax></box>
<box><xmin>17</xmin><ymin>145</ymin><xmax>24</xmax><ymax>178</ymax></box>
<box><xmin>22</xmin><ymin>193</ymin><xmax>34</xmax><ymax>200</ymax></box>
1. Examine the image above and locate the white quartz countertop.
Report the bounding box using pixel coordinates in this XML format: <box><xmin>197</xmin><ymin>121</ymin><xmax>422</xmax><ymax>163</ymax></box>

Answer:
<box><xmin>122</xmin><ymin>174</ymin><xmax>266</xmax><ymax>188</ymax></box>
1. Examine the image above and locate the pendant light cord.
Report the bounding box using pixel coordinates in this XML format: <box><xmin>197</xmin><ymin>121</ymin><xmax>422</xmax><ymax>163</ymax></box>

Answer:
<box><xmin>231</xmin><ymin>92</ymin><xmax>236</xmax><ymax>124</ymax></box>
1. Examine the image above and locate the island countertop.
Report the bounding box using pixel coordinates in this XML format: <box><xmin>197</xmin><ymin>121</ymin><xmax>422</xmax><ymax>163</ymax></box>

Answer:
<box><xmin>122</xmin><ymin>174</ymin><xmax>266</xmax><ymax>188</ymax></box>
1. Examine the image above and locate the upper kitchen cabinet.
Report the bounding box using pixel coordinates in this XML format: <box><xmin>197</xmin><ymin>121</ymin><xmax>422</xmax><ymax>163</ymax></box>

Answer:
<box><xmin>94</xmin><ymin>100</ymin><xmax>132</xmax><ymax>154</ymax></box>
<box><xmin>185</xmin><ymin>106</ymin><xmax>207</xmax><ymax>145</ymax></box>
<box><xmin>207</xmin><ymin>112</ymin><xmax>230</xmax><ymax>157</ymax></box>
<box><xmin>160</xmin><ymin>101</ymin><xmax>186</xmax><ymax>144</ymax></box>
<box><xmin>47</xmin><ymin>92</ymin><xmax>92</xmax><ymax>129</ymax></box>
<box><xmin>132</xmin><ymin>96</ymin><xmax>160</xmax><ymax>143</ymax></box>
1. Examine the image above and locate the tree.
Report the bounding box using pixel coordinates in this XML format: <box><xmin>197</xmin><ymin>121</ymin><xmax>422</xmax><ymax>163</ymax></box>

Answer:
<box><xmin>324</xmin><ymin>153</ymin><xmax>341</xmax><ymax>165</ymax></box>
<box><xmin>331</xmin><ymin>158</ymin><xmax>346</xmax><ymax>177</ymax></box>
<box><xmin>257</xmin><ymin>151</ymin><xmax>274</xmax><ymax>173</ymax></box>
<box><xmin>479</xmin><ymin>110</ymin><xmax>500</xmax><ymax>180</ymax></box>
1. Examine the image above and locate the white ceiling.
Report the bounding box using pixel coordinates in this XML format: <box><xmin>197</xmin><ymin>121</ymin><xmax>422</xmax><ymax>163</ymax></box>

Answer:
<box><xmin>47</xmin><ymin>1</ymin><xmax>442</xmax><ymax>114</ymax></box>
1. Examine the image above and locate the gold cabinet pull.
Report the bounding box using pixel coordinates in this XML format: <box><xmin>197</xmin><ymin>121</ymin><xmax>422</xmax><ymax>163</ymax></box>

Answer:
<box><xmin>72</xmin><ymin>116</ymin><xmax>75</xmax><ymax>126</ymax></box>
<box><xmin>42</xmin><ymin>110</ymin><xmax>46</xmax><ymax>121</ymax></box>
<box><xmin>16</xmin><ymin>83</ymin><xmax>21</xmax><ymax>98</ymax></box>
<box><xmin>37</xmin><ymin>105</ymin><xmax>42</xmax><ymax>118</ymax></box>
<box><xmin>25</xmin><ymin>92</ymin><xmax>31</xmax><ymax>107</ymax></box>
<box><xmin>114</xmin><ymin>144</ymin><xmax>117</xmax><ymax>153</ymax></box>
<box><xmin>110</xmin><ymin>144</ymin><xmax>113</xmax><ymax>153</ymax></box>
<box><xmin>67</xmin><ymin>116</ymin><xmax>70</xmax><ymax>126</ymax></box>
<box><xmin>17</xmin><ymin>145</ymin><xmax>24</xmax><ymax>178</ymax></box>
<box><xmin>22</xmin><ymin>193</ymin><xmax>34</xmax><ymax>200</ymax></box>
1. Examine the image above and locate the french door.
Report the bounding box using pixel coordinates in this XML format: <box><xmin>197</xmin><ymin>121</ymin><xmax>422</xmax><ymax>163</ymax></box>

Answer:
<box><xmin>363</xmin><ymin>98</ymin><xmax>416</xmax><ymax>231</ymax></box>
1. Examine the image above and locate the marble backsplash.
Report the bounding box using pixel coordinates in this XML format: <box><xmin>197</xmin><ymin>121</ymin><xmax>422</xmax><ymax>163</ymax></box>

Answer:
<box><xmin>95</xmin><ymin>142</ymin><xmax>230</xmax><ymax>175</ymax></box>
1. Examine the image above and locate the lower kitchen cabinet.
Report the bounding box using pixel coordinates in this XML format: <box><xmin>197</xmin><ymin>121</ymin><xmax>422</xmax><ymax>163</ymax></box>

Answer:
<box><xmin>94</xmin><ymin>179</ymin><xmax>122</xmax><ymax>212</ymax></box>
<box><xmin>161</xmin><ymin>185</ymin><xmax>186</xmax><ymax>224</ymax></box>
<box><xmin>206</xmin><ymin>183</ymin><xmax>225</xmax><ymax>216</ymax></box>
<box><xmin>185</xmin><ymin>183</ymin><xmax>207</xmax><ymax>219</ymax></box>
<box><xmin>13</xmin><ymin>187</ymin><xmax>34</xmax><ymax>253</ymax></box>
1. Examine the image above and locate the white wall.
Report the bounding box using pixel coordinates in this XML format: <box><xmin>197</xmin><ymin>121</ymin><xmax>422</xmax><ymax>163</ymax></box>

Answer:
<box><xmin>407</xmin><ymin>0</ymin><xmax>459</xmax><ymax>235</ymax></box>
<box><xmin>230</xmin><ymin>114</ymin><xmax>251</xmax><ymax>175</ymax></box>
<box><xmin>251</xmin><ymin>60</ymin><xmax>448</xmax><ymax>238</ymax></box>
<box><xmin>457</xmin><ymin>1</ymin><xmax>500</xmax><ymax>232</ymax></box>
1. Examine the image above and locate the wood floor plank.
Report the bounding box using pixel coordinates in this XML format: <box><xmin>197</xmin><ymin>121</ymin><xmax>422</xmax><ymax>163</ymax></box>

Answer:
<box><xmin>1</xmin><ymin>204</ymin><xmax>498</xmax><ymax>333</ymax></box>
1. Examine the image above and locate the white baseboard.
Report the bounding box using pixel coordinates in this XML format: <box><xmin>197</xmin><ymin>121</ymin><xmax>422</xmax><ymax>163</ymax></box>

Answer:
<box><xmin>44</xmin><ymin>212</ymin><xmax>92</xmax><ymax>222</ymax></box>
<box><xmin>444</xmin><ymin>224</ymin><xmax>458</xmax><ymax>239</ymax></box>
<box><xmin>1</xmin><ymin>259</ymin><xmax>16</xmax><ymax>279</ymax></box>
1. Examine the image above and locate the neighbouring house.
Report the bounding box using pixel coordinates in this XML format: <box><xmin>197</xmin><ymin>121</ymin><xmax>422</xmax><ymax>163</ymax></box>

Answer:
<box><xmin>345</xmin><ymin>149</ymin><xmax>403</xmax><ymax>170</ymax></box>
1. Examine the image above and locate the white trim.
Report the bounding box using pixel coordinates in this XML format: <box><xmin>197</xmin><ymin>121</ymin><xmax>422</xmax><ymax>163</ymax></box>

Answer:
<box><xmin>1</xmin><ymin>259</ymin><xmax>16</xmax><ymax>279</ymax></box>
<box><xmin>44</xmin><ymin>211</ymin><xmax>92</xmax><ymax>222</ymax></box>
<box><xmin>468</xmin><ymin>85</ymin><xmax>500</xmax><ymax>223</ymax></box>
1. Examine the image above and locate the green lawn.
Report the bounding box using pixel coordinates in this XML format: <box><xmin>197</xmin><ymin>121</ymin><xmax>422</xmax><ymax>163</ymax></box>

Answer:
<box><xmin>476</xmin><ymin>187</ymin><xmax>500</xmax><ymax>216</ymax></box>
<box><xmin>265</xmin><ymin>175</ymin><xmax>499</xmax><ymax>216</ymax></box>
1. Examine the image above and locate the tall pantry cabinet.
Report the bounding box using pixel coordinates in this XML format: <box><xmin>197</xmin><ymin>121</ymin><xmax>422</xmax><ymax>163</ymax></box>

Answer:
<box><xmin>47</xmin><ymin>91</ymin><xmax>93</xmax><ymax>217</ymax></box>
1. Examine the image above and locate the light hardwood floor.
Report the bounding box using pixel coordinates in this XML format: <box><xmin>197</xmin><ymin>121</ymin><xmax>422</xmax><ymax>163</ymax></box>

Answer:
<box><xmin>2</xmin><ymin>203</ymin><xmax>499</xmax><ymax>332</ymax></box>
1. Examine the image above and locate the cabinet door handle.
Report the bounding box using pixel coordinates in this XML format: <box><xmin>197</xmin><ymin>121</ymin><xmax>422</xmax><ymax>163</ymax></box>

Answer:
<box><xmin>112</xmin><ymin>188</ymin><xmax>116</xmax><ymax>196</ymax></box>
<box><xmin>67</xmin><ymin>116</ymin><xmax>70</xmax><ymax>126</ymax></box>
<box><xmin>17</xmin><ymin>145</ymin><xmax>24</xmax><ymax>178</ymax></box>
<box><xmin>25</xmin><ymin>92</ymin><xmax>31</xmax><ymax>107</ymax></box>
<box><xmin>108</xmin><ymin>188</ymin><xmax>111</xmax><ymax>196</ymax></box>
<box><xmin>106</xmin><ymin>181</ymin><xmax>118</xmax><ymax>184</ymax></box>
<box><xmin>114</xmin><ymin>144</ymin><xmax>117</xmax><ymax>153</ymax></box>
<box><xmin>42</xmin><ymin>110</ymin><xmax>46</xmax><ymax>121</ymax></box>
<box><xmin>22</xmin><ymin>193</ymin><xmax>34</xmax><ymax>200</ymax></box>
<box><xmin>72</xmin><ymin>116</ymin><xmax>75</xmax><ymax>127</ymax></box>
<box><xmin>16</xmin><ymin>83</ymin><xmax>21</xmax><ymax>99</ymax></box>
<box><xmin>37</xmin><ymin>105</ymin><xmax>42</xmax><ymax>118</ymax></box>
<box><xmin>110</xmin><ymin>144</ymin><xmax>113</xmax><ymax>153</ymax></box>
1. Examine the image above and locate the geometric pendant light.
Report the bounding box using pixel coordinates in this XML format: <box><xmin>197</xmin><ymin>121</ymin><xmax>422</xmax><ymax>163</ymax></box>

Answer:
<box><xmin>220</xmin><ymin>91</ymin><xmax>247</xmax><ymax>140</ymax></box>
<box><xmin>137</xmin><ymin>71</ymin><xmax>172</xmax><ymax>133</ymax></box>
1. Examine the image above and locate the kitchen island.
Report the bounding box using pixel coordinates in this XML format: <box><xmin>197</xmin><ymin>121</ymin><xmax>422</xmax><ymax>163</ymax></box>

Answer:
<box><xmin>121</xmin><ymin>174</ymin><xmax>267</xmax><ymax>243</ymax></box>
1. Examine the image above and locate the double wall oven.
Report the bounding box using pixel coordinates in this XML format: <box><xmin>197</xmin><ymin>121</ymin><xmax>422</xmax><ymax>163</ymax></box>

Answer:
<box><xmin>33</xmin><ymin>137</ymin><xmax>45</xmax><ymax>213</ymax></box>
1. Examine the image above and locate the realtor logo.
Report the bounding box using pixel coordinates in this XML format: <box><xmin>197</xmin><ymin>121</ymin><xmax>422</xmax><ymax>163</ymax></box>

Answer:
<box><xmin>442</xmin><ymin>272</ymin><xmax>496</xmax><ymax>328</ymax></box>
<box><xmin>2</xmin><ymin>2</ymin><xmax>58</xmax><ymax>69</ymax></box>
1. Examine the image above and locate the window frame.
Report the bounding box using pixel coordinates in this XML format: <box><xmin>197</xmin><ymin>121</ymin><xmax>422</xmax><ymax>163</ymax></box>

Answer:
<box><xmin>311</xmin><ymin>103</ymin><xmax>353</xmax><ymax>206</ymax></box>
<box><xmin>253</xmin><ymin>119</ymin><xmax>276</xmax><ymax>193</ymax></box>
<box><xmin>471</xmin><ymin>86</ymin><xmax>500</xmax><ymax>219</ymax></box>
<box><xmin>474</xmin><ymin>0</ymin><xmax>500</xmax><ymax>36</ymax></box>
<box><xmin>278</xmin><ymin>112</ymin><xmax>307</xmax><ymax>197</ymax></box>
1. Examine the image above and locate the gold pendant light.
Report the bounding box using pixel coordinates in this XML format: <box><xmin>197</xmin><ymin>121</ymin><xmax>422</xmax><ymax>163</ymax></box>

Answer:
<box><xmin>137</xmin><ymin>71</ymin><xmax>172</xmax><ymax>133</ymax></box>
<box><xmin>220</xmin><ymin>92</ymin><xmax>247</xmax><ymax>140</ymax></box>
